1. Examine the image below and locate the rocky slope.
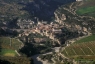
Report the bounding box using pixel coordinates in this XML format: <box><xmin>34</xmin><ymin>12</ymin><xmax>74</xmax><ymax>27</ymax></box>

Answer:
<box><xmin>54</xmin><ymin>1</ymin><xmax>95</xmax><ymax>34</ymax></box>
<box><xmin>0</xmin><ymin>0</ymin><xmax>76</xmax><ymax>22</ymax></box>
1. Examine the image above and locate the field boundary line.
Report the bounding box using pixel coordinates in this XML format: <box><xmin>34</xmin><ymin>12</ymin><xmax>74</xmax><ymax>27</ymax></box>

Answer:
<box><xmin>15</xmin><ymin>50</ymin><xmax>21</xmax><ymax>56</ymax></box>
<box><xmin>79</xmin><ymin>47</ymin><xmax>86</xmax><ymax>55</ymax></box>
<box><xmin>64</xmin><ymin>49</ymin><xmax>69</xmax><ymax>56</ymax></box>
<box><xmin>72</xmin><ymin>48</ymin><xmax>77</xmax><ymax>55</ymax></box>
<box><xmin>85</xmin><ymin>44</ymin><xmax>95</xmax><ymax>55</ymax></box>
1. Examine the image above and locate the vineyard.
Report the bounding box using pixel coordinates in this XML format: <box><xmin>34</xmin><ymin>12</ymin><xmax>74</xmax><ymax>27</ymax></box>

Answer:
<box><xmin>75</xmin><ymin>34</ymin><xmax>95</xmax><ymax>43</ymax></box>
<box><xmin>62</xmin><ymin>41</ymin><xmax>95</xmax><ymax>59</ymax></box>
<box><xmin>0</xmin><ymin>37</ymin><xmax>23</xmax><ymax>50</ymax></box>
<box><xmin>0</xmin><ymin>37</ymin><xmax>23</xmax><ymax>57</ymax></box>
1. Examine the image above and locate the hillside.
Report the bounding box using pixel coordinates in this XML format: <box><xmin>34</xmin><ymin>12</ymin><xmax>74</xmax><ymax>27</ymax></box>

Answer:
<box><xmin>57</xmin><ymin>0</ymin><xmax>95</xmax><ymax>63</ymax></box>
<box><xmin>76</xmin><ymin>0</ymin><xmax>95</xmax><ymax>17</ymax></box>
<box><xmin>60</xmin><ymin>41</ymin><xmax>95</xmax><ymax>64</ymax></box>
<box><xmin>0</xmin><ymin>0</ymin><xmax>32</xmax><ymax>22</ymax></box>
<box><xmin>0</xmin><ymin>0</ymin><xmax>76</xmax><ymax>22</ymax></box>
<box><xmin>0</xmin><ymin>0</ymin><xmax>95</xmax><ymax>64</ymax></box>
<box><xmin>62</xmin><ymin>41</ymin><xmax>95</xmax><ymax>59</ymax></box>
<box><xmin>75</xmin><ymin>34</ymin><xmax>95</xmax><ymax>43</ymax></box>
<box><xmin>54</xmin><ymin>0</ymin><xmax>95</xmax><ymax>34</ymax></box>
<box><xmin>0</xmin><ymin>37</ymin><xmax>34</xmax><ymax>64</ymax></box>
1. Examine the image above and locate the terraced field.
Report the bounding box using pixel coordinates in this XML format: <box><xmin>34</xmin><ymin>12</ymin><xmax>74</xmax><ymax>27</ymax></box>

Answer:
<box><xmin>62</xmin><ymin>41</ymin><xmax>95</xmax><ymax>59</ymax></box>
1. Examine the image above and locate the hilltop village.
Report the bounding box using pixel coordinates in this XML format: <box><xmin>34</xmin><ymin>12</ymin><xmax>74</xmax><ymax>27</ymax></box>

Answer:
<box><xmin>1</xmin><ymin>12</ymin><xmax>89</xmax><ymax>46</ymax></box>
<box><xmin>1</xmin><ymin>0</ymin><xmax>95</xmax><ymax>64</ymax></box>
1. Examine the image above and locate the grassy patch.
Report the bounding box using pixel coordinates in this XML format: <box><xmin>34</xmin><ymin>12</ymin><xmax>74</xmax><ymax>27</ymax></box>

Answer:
<box><xmin>76</xmin><ymin>6</ymin><xmax>95</xmax><ymax>15</ymax></box>
<box><xmin>0</xmin><ymin>49</ymin><xmax>17</xmax><ymax>57</ymax></box>
<box><xmin>75</xmin><ymin>34</ymin><xmax>95</xmax><ymax>43</ymax></box>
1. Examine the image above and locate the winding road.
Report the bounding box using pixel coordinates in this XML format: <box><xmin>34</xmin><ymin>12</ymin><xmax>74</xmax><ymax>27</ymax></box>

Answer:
<box><xmin>31</xmin><ymin>47</ymin><xmax>61</xmax><ymax>64</ymax></box>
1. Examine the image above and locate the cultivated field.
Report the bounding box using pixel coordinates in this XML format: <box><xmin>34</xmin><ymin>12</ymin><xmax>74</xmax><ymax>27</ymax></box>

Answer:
<box><xmin>0</xmin><ymin>37</ymin><xmax>23</xmax><ymax>57</ymax></box>
<box><xmin>62</xmin><ymin>41</ymin><xmax>95</xmax><ymax>59</ymax></box>
<box><xmin>0</xmin><ymin>49</ymin><xmax>17</xmax><ymax>57</ymax></box>
<box><xmin>75</xmin><ymin>34</ymin><xmax>95</xmax><ymax>43</ymax></box>
<box><xmin>0</xmin><ymin>37</ymin><xmax>23</xmax><ymax>50</ymax></box>
<box><xmin>76</xmin><ymin>6</ymin><xmax>95</xmax><ymax>15</ymax></box>
<box><xmin>76</xmin><ymin>0</ymin><xmax>95</xmax><ymax>17</ymax></box>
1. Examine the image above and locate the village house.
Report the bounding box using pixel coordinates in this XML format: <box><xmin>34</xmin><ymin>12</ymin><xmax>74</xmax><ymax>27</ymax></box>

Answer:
<box><xmin>52</xmin><ymin>28</ymin><xmax>62</xmax><ymax>34</ymax></box>
<box><xmin>17</xmin><ymin>19</ymin><xmax>34</xmax><ymax>29</ymax></box>
<box><xmin>34</xmin><ymin>38</ymin><xmax>47</xmax><ymax>43</ymax></box>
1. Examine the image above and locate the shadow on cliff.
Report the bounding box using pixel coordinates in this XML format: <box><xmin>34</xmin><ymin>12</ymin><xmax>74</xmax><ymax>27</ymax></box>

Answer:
<box><xmin>22</xmin><ymin>0</ymin><xmax>76</xmax><ymax>22</ymax></box>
